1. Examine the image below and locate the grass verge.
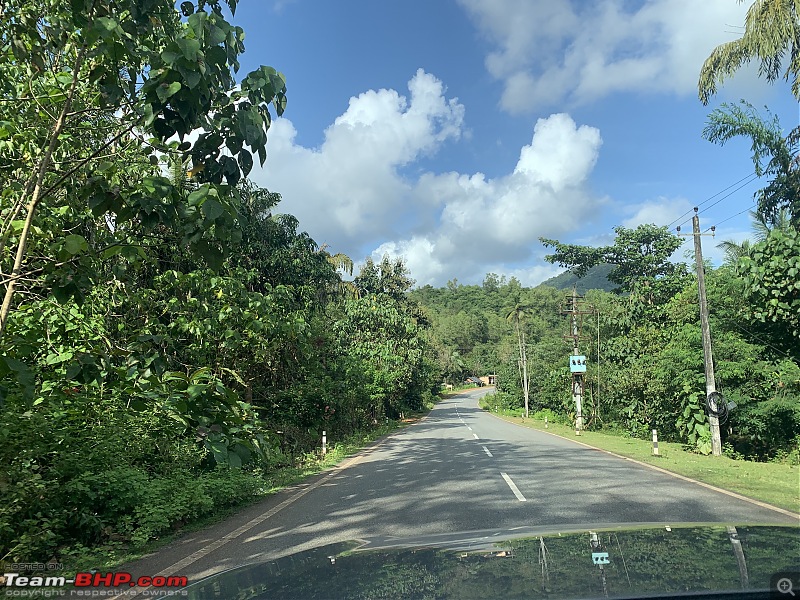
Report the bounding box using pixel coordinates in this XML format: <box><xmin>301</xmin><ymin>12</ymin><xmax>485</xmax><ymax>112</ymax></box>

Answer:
<box><xmin>63</xmin><ymin>399</ymin><xmax>439</xmax><ymax>573</ymax></box>
<box><xmin>485</xmin><ymin>409</ymin><xmax>800</xmax><ymax>515</ymax></box>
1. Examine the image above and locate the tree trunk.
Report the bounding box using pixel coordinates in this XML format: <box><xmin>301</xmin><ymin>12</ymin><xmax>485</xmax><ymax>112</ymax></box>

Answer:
<box><xmin>0</xmin><ymin>44</ymin><xmax>88</xmax><ymax>339</ymax></box>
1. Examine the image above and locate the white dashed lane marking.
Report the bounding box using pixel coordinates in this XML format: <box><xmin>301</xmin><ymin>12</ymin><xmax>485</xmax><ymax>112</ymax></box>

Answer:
<box><xmin>501</xmin><ymin>472</ymin><xmax>527</xmax><ymax>502</ymax></box>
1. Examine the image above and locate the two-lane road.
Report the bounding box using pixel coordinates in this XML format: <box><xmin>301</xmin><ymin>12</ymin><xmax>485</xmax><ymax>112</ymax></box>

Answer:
<box><xmin>126</xmin><ymin>388</ymin><xmax>798</xmax><ymax>585</ymax></box>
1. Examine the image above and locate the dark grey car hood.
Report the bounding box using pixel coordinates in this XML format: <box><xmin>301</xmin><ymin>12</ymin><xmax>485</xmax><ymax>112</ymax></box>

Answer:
<box><xmin>183</xmin><ymin>523</ymin><xmax>800</xmax><ymax>599</ymax></box>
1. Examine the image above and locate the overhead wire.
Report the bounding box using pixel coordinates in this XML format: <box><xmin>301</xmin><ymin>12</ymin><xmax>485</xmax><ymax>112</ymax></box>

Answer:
<box><xmin>664</xmin><ymin>172</ymin><xmax>758</xmax><ymax>230</ymax></box>
<box><xmin>709</xmin><ymin>309</ymin><xmax>795</xmax><ymax>360</ymax></box>
<box><xmin>696</xmin><ymin>173</ymin><xmax>760</xmax><ymax>221</ymax></box>
<box><xmin>703</xmin><ymin>203</ymin><xmax>758</xmax><ymax>233</ymax></box>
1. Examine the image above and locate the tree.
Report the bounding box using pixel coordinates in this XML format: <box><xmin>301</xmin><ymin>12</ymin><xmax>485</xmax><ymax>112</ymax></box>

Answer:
<box><xmin>703</xmin><ymin>102</ymin><xmax>800</xmax><ymax>226</ymax></box>
<box><xmin>482</xmin><ymin>272</ymin><xmax>505</xmax><ymax>292</ymax></box>
<box><xmin>738</xmin><ymin>227</ymin><xmax>800</xmax><ymax>346</ymax></box>
<box><xmin>0</xmin><ymin>0</ymin><xmax>287</xmax><ymax>338</ymax></box>
<box><xmin>717</xmin><ymin>208</ymin><xmax>792</xmax><ymax>265</ymax></box>
<box><xmin>698</xmin><ymin>0</ymin><xmax>800</xmax><ymax>104</ymax></box>
<box><xmin>541</xmin><ymin>224</ymin><xmax>686</xmax><ymax>306</ymax></box>
<box><xmin>354</xmin><ymin>256</ymin><xmax>415</xmax><ymax>302</ymax></box>
<box><xmin>505</xmin><ymin>302</ymin><xmax>530</xmax><ymax>418</ymax></box>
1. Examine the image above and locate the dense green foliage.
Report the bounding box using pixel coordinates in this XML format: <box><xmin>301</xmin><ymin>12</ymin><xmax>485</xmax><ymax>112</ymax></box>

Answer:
<box><xmin>412</xmin><ymin>223</ymin><xmax>799</xmax><ymax>463</ymax></box>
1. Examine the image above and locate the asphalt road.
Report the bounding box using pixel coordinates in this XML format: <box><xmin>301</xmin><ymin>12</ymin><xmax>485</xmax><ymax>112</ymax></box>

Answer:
<box><xmin>123</xmin><ymin>388</ymin><xmax>798</xmax><ymax>590</ymax></box>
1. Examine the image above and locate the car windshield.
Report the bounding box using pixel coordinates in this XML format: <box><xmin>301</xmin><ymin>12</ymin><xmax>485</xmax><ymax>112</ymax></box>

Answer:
<box><xmin>0</xmin><ymin>1</ymin><xmax>798</xmax><ymax>599</ymax></box>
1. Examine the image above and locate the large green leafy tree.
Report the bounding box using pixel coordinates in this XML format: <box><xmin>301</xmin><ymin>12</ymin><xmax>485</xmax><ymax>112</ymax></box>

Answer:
<box><xmin>701</xmin><ymin>104</ymin><xmax>799</xmax><ymax>350</ymax></box>
<box><xmin>0</xmin><ymin>0</ymin><xmax>287</xmax><ymax>336</ymax></box>
<box><xmin>541</xmin><ymin>224</ymin><xmax>688</xmax><ymax>309</ymax></box>
<box><xmin>738</xmin><ymin>227</ymin><xmax>800</xmax><ymax>346</ymax></box>
<box><xmin>341</xmin><ymin>257</ymin><xmax>435</xmax><ymax>419</ymax></box>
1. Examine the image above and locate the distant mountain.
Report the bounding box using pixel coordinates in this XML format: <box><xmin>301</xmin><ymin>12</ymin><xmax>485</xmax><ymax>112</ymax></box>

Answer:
<box><xmin>538</xmin><ymin>263</ymin><xmax>617</xmax><ymax>294</ymax></box>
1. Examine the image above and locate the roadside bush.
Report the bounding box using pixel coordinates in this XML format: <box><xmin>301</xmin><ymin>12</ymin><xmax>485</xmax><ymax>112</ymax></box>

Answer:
<box><xmin>479</xmin><ymin>391</ymin><xmax>522</xmax><ymax>414</ymax></box>
<box><xmin>728</xmin><ymin>396</ymin><xmax>800</xmax><ymax>461</ymax></box>
<box><xmin>530</xmin><ymin>408</ymin><xmax>570</xmax><ymax>425</ymax></box>
<box><xmin>122</xmin><ymin>468</ymin><xmax>262</xmax><ymax>546</ymax></box>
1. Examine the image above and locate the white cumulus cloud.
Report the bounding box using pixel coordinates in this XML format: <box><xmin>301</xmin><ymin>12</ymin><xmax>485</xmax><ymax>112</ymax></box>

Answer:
<box><xmin>457</xmin><ymin>0</ymin><xmax>751</xmax><ymax>113</ymax></box>
<box><xmin>373</xmin><ymin>113</ymin><xmax>605</xmax><ymax>286</ymax></box>
<box><xmin>254</xmin><ymin>71</ymin><xmax>607</xmax><ymax>287</ymax></box>
<box><xmin>253</xmin><ymin>69</ymin><xmax>465</xmax><ymax>246</ymax></box>
<box><xmin>621</xmin><ymin>196</ymin><xmax>695</xmax><ymax>229</ymax></box>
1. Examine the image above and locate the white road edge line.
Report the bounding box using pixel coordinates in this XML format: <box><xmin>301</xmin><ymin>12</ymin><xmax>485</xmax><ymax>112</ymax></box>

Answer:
<box><xmin>501</xmin><ymin>472</ymin><xmax>527</xmax><ymax>502</ymax></box>
<box><xmin>482</xmin><ymin>446</ymin><xmax>493</xmax><ymax>458</ymax></box>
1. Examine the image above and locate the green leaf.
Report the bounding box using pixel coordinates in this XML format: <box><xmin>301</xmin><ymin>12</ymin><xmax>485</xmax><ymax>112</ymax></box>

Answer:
<box><xmin>194</xmin><ymin>241</ymin><xmax>223</xmax><ymax>271</ymax></box>
<box><xmin>177</xmin><ymin>37</ymin><xmax>201</xmax><ymax>61</ymax></box>
<box><xmin>188</xmin><ymin>186</ymin><xmax>210</xmax><ymax>206</ymax></box>
<box><xmin>227</xmin><ymin>451</ymin><xmax>243</xmax><ymax>468</ymax></box>
<box><xmin>187</xmin><ymin>384</ymin><xmax>206</xmax><ymax>398</ymax></box>
<box><xmin>156</xmin><ymin>81</ymin><xmax>182</xmax><ymax>103</ymax></box>
<box><xmin>66</xmin><ymin>363</ymin><xmax>82</xmax><ymax>380</ymax></box>
<box><xmin>95</xmin><ymin>16</ymin><xmax>119</xmax><ymax>36</ymax></box>
<box><xmin>64</xmin><ymin>234</ymin><xmax>88</xmax><ymax>255</ymax></box>
<box><xmin>207</xmin><ymin>440</ymin><xmax>228</xmax><ymax>464</ymax></box>
<box><xmin>161</xmin><ymin>49</ymin><xmax>180</xmax><ymax>65</ymax></box>
<box><xmin>208</xmin><ymin>24</ymin><xmax>227</xmax><ymax>46</ymax></box>
<box><xmin>237</xmin><ymin>149</ymin><xmax>253</xmax><ymax>176</ymax></box>
<box><xmin>202</xmin><ymin>197</ymin><xmax>224</xmax><ymax>221</ymax></box>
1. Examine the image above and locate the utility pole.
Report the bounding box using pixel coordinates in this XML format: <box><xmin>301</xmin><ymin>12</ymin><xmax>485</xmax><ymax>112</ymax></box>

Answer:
<box><xmin>571</xmin><ymin>287</ymin><xmax>583</xmax><ymax>434</ymax></box>
<box><xmin>678</xmin><ymin>208</ymin><xmax>722</xmax><ymax>456</ymax></box>
<box><xmin>521</xmin><ymin>330</ymin><xmax>529</xmax><ymax>419</ymax></box>
<box><xmin>563</xmin><ymin>287</ymin><xmax>591</xmax><ymax>434</ymax></box>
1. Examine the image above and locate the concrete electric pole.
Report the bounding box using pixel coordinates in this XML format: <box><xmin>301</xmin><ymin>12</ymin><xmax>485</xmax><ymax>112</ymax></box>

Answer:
<box><xmin>563</xmin><ymin>287</ymin><xmax>591</xmax><ymax>435</ymax></box>
<box><xmin>678</xmin><ymin>208</ymin><xmax>722</xmax><ymax>456</ymax></box>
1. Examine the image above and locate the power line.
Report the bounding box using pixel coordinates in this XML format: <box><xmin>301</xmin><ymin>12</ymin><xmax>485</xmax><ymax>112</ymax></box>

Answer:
<box><xmin>695</xmin><ymin>173</ymin><xmax>759</xmax><ymax>219</ymax></box>
<box><xmin>666</xmin><ymin>207</ymin><xmax>699</xmax><ymax>230</ymax></box>
<box><xmin>664</xmin><ymin>172</ymin><xmax>758</xmax><ymax>230</ymax></box>
<box><xmin>703</xmin><ymin>203</ymin><xmax>757</xmax><ymax>233</ymax></box>
<box><xmin>709</xmin><ymin>309</ymin><xmax>795</xmax><ymax>360</ymax></box>
<box><xmin>675</xmin><ymin>215</ymin><xmax>695</xmax><ymax>233</ymax></box>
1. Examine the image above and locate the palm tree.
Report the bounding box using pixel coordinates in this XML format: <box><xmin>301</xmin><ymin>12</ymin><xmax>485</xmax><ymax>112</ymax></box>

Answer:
<box><xmin>718</xmin><ymin>238</ymin><xmax>754</xmax><ymax>267</ymax></box>
<box><xmin>703</xmin><ymin>101</ymin><xmax>800</xmax><ymax>226</ymax></box>
<box><xmin>505</xmin><ymin>302</ymin><xmax>530</xmax><ymax>418</ymax></box>
<box><xmin>699</xmin><ymin>0</ymin><xmax>800</xmax><ymax>104</ymax></box>
<box><xmin>717</xmin><ymin>208</ymin><xmax>793</xmax><ymax>266</ymax></box>
<box><xmin>319</xmin><ymin>246</ymin><xmax>359</xmax><ymax>301</ymax></box>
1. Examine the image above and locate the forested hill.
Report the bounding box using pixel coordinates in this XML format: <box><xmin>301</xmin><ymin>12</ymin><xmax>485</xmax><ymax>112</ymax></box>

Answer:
<box><xmin>538</xmin><ymin>263</ymin><xmax>616</xmax><ymax>293</ymax></box>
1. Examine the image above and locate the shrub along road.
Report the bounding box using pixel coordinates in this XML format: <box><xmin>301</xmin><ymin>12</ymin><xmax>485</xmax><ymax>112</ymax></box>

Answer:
<box><xmin>122</xmin><ymin>388</ymin><xmax>798</xmax><ymax>594</ymax></box>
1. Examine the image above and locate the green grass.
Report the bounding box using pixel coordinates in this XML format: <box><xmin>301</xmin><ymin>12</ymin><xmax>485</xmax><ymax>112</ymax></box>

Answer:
<box><xmin>486</xmin><ymin>410</ymin><xmax>800</xmax><ymax>514</ymax></box>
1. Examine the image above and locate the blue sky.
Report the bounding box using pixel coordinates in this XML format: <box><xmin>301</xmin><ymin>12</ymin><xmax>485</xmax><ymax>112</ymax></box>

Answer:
<box><xmin>230</xmin><ymin>0</ymin><xmax>798</xmax><ymax>287</ymax></box>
